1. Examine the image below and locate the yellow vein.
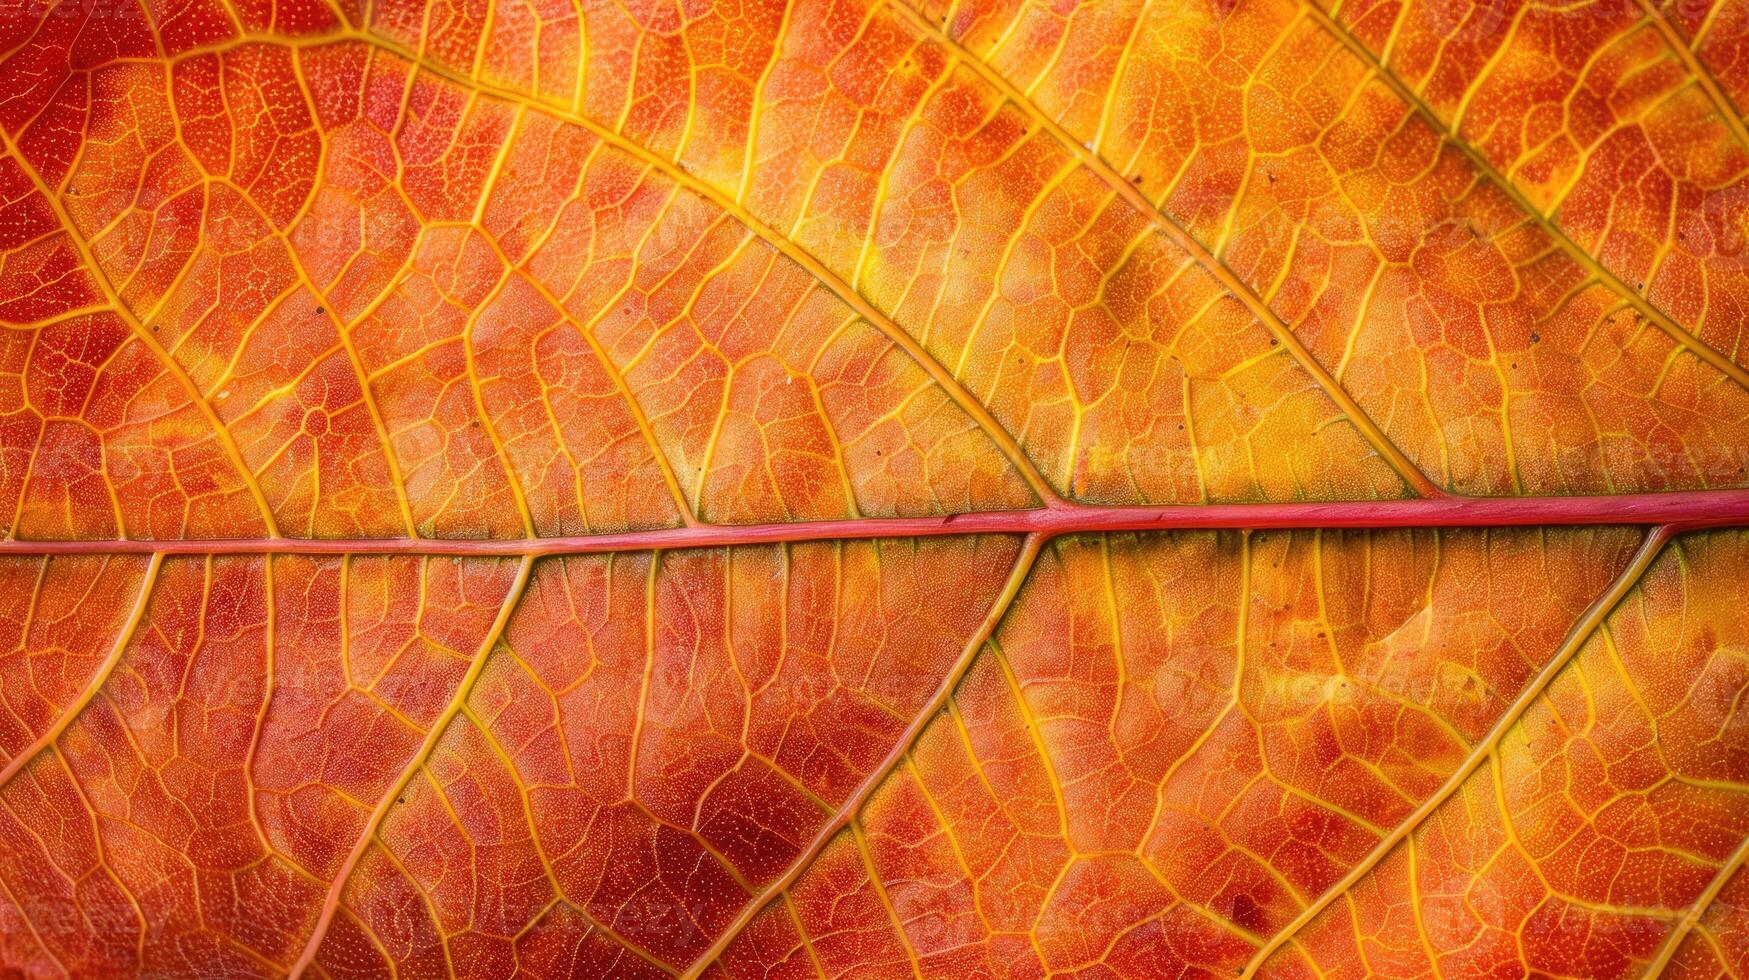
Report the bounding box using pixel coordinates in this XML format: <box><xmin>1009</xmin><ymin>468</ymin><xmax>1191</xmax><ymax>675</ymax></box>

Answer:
<box><xmin>1305</xmin><ymin>2</ymin><xmax>1749</xmax><ymax>393</ymax></box>
<box><xmin>275</xmin><ymin>50</ymin><xmax>421</xmax><ymax>536</ymax></box>
<box><xmin>287</xmin><ymin>554</ymin><xmax>534</xmax><ymax>978</ymax></box>
<box><xmin>1638</xmin><ymin>0</ymin><xmax>1749</xmax><ymax>153</ymax></box>
<box><xmin>851</xmin><ymin>819</ymin><xmax>928</xmax><ymax>979</ymax></box>
<box><xmin>458</xmin><ymin>702</ymin><xmax>686</xmax><ymax>977</ymax></box>
<box><xmin>209</xmin><ymin>170</ymin><xmax>421</xmax><ymax>538</ymax></box>
<box><xmin>459</xmin><ymin>106</ymin><xmax>539</xmax><ymax>538</ymax></box>
<box><xmin>1238</xmin><ymin>523</ymin><xmax>1676</xmax><ymax>976</ymax></box>
<box><xmin>497</xmin><ymin>178</ymin><xmax>703</xmax><ymax>529</ymax></box>
<box><xmin>735</xmin><ymin>0</ymin><xmax>796</xmax><ymax>206</ymax></box>
<box><xmin>0</xmin><ymin>553</ymin><xmax>163</xmax><ymax>789</ymax></box>
<box><xmin>257</xmin><ymin>27</ymin><xmax>1064</xmax><ymax>509</ymax></box>
<box><xmin>0</xmin><ymin>136</ymin><xmax>283</xmax><ymax>536</ymax></box>
<box><xmin>881</xmin><ymin>0</ymin><xmax>1445</xmax><ymax>500</ymax></box>
<box><xmin>1643</xmin><ymin>792</ymin><xmax>1749</xmax><ymax>972</ymax></box>
<box><xmin>678</xmin><ymin>532</ymin><xmax>1045</xmax><ymax>979</ymax></box>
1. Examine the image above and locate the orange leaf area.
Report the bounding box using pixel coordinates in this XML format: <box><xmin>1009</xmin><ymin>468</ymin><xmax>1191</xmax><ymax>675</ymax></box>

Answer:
<box><xmin>4</xmin><ymin>0</ymin><xmax>1749</xmax><ymax>975</ymax></box>
<box><xmin>0</xmin><ymin>529</ymin><xmax>1738</xmax><ymax>977</ymax></box>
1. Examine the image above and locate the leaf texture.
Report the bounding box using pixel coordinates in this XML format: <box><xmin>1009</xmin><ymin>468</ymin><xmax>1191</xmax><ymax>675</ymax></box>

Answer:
<box><xmin>1</xmin><ymin>0</ymin><xmax>1749</xmax><ymax>975</ymax></box>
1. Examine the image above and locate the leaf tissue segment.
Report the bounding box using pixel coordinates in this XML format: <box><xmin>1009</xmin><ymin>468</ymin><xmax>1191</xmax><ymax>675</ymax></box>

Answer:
<box><xmin>2</xmin><ymin>0</ymin><xmax>1749</xmax><ymax>975</ymax></box>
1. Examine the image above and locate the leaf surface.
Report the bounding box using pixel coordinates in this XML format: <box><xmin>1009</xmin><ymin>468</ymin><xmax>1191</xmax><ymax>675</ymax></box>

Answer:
<box><xmin>1</xmin><ymin>0</ymin><xmax>1748</xmax><ymax>975</ymax></box>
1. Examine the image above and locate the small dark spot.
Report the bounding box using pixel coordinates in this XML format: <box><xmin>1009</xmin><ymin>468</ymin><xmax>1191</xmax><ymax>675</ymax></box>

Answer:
<box><xmin>1229</xmin><ymin>894</ymin><xmax>1266</xmax><ymax>934</ymax></box>
<box><xmin>874</xmin><ymin>449</ymin><xmax>881</xmax><ymax>456</ymax></box>
<box><xmin>1266</xmin><ymin>172</ymin><xmax>1276</xmax><ymax>184</ymax></box>
<box><xmin>1529</xmin><ymin>332</ymin><xmax>1539</xmax><ymax>343</ymax></box>
<box><xmin>1269</xmin><ymin>338</ymin><xmax>1278</xmax><ymax>346</ymax></box>
<box><xmin>1132</xmin><ymin>174</ymin><xmax>1144</xmax><ymax>184</ymax></box>
<box><xmin>314</xmin><ymin>305</ymin><xmax>325</xmax><ymax>316</ymax></box>
<box><xmin>1177</xmin><ymin>423</ymin><xmax>1184</xmax><ymax>430</ymax></box>
<box><xmin>1511</xmin><ymin>361</ymin><xmax>1518</xmax><ymax>369</ymax></box>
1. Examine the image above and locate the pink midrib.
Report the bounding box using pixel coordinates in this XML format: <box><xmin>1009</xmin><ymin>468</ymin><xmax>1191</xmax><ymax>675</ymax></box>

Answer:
<box><xmin>4</xmin><ymin>488</ymin><xmax>1748</xmax><ymax>554</ymax></box>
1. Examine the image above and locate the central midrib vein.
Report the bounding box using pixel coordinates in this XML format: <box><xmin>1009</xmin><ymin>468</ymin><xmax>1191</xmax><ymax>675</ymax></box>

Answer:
<box><xmin>3</xmin><ymin>488</ymin><xmax>1748</xmax><ymax>555</ymax></box>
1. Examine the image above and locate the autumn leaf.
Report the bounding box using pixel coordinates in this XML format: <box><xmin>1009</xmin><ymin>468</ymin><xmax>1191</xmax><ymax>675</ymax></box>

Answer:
<box><xmin>1</xmin><ymin>0</ymin><xmax>1749</xmax><ymax>975</ymax></box>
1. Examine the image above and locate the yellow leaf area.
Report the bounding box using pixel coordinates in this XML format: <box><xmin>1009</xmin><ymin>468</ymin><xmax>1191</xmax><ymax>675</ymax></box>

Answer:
<box><xmin>0</xmin><ymin>0</ymin><xmax>1748</xmax><ymax>976</ymax></box>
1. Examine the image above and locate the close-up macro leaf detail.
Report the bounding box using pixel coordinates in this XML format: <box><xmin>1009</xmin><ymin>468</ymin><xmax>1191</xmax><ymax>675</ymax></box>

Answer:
<box><xmin>3</xmin><ymin>0</ymin><xmax>1749</xmax><ymax>974</ymax></box>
